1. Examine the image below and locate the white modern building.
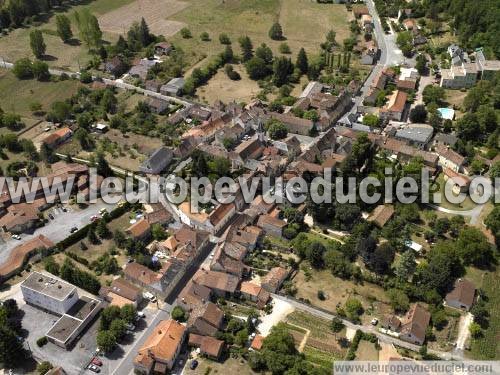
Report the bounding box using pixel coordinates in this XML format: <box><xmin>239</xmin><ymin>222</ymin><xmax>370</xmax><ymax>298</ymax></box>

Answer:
<box><xmin>21</xmin><ymin>272</ymin><xmax>78</xmax><ymax>315</ymax></box>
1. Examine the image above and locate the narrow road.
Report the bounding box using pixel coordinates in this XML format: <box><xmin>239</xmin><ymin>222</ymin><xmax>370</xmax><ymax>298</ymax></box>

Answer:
<box><xmin>426</xmin><ymin>203</ymin><xmax>486</xmax><ymax>225</ymax></box>
<box><xmin>272</xmin><ymin>294</ymin><xmax>460</xmax><ymax>360</ymax></box>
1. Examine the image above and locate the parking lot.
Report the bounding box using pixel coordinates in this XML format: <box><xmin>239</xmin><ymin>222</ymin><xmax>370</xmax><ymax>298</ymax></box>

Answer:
<box><xmin>6</xmin><ymin>275</ymin><xmax>159</xmax><ymax>375</ymax></box>
<box><xmin>0</xmin><ymin>200</ymin><xmax>116</xmax><ymax>265</ymax></box>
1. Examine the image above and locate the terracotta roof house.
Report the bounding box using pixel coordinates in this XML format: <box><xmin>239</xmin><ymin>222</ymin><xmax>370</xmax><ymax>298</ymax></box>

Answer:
<box><xmin>367</xmin><ymin>204</ymin><xmax>395</xmax><ymax>227</ymax></box>
<box><xmin>403</xmin><ymin>18</ymin><xmax>417</xmax><ymax>31</ymax></box>
<box><xmin>210</xmin><ymin>241</ymin><xmax>247</xmax><ymax>278</ymax></box>
<box><xmin>123</xmin><ymin>262</ymin><xmax>163</xmax><ymax>291</ymax></box>
<box><xmin>239</xmin><ymin>281</ymin><xmax>270</xmax><ymax>308</ymax></box>
<box><xmin>399</xmin><ymin>304</ymin><xmax>431</xmax><ymax>345</ymax></box>
<box><xmin>187</xmin><ymin>301</ymin><xmax>224</xmax><ymax>336</ymax></box>
<box><xmin>250</xmin><ymin>335</ymin><xmax>264</xmax><ymax>350</ymax></box>
<box><xmin>177</xmin><ymin>280</ymin><xmax>212</xmax><ymax>312</ymax></box>
<box><xmin>126</xmin><ymin>218</ymin><xmax>151</xmax><ymax>241</ymax></box>
<box><xmin>443</xmin><ymin>167</ymin><xmax>471</xmax><ymax>194</ymax></box>
<box><xmin>134</xmin><ymin>319</ymin><xmax>186</xmax><ymax>374</ymax></box>
<box><xmin>257</xmin><ymin>214</ymin><xmax>287</xmax><ymax>238</ymax></box>
<box><xmin>208</xmin><ymin>203</ymin><xmax>236</xmax><ymax>234</ymax></box>
<box><xmin>380</xmin><ymin>90</ymin><xmax>408</xmax><ymax>121</ymax></box>
<box><xmin>192</xmin><ymin>269</ymin><xmax>239</xmax><ymax>297</ymax></box>
<box><xmin>434</xmin><ymin>144</ymin><xmax>466</xmax><ymax>173</ymax></box>
<box><xmin>188</xmin><ymin>334</ymin><xmax>224</xmax><ymax>360</ymax></box>
<box><xmin>396</xmin><ymin>78</ymin><xmax>417</xmax><ymax>91</ymax></box>
<box><xmin>445</xmin><ymin>279</ymin><xmax>476</xmax><ymax>311</ymax></box>
<box><xmin>43</xmin><ymin>127</ymin><xmax>73</xmax><ymax>149</ymax></box>
<box><xmin>0</xmin><ymin>235</ymin><xmax>54</xmax><ymax>280</ymax></box>
<box><xmin>99</xmin><ymin>277</ymin><xmax>143</xmax><ymax>307</ymax></box>
<box><xmin>261</xmin><ymin>267</ymin><xmax>289</xmax><ymax>293</ymax></box>
<box><xmin>154</xmin><ymin>42</ymin><xmax>172</xmax><ymax>55</ymax></box>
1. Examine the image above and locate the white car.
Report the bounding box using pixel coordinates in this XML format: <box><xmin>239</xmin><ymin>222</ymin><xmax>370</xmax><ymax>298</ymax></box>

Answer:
<box><xmin>371</xmin><ymin>318</ymin><xmax>379</xmax><ymax>326</ymax></box>
<box><xmin>11</xmin><ymin>234</ymin><xmax>21</xmax><ymax>240</ymax></box>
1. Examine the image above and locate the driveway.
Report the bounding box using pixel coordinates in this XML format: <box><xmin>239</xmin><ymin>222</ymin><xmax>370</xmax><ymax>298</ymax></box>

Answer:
<box><xmin>455</xmin><ymin>312</ymin><xmax>473</xmax><ymax>351</ymax></box>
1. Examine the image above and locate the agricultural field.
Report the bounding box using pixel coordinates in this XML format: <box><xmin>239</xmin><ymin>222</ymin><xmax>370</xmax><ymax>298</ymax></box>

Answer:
<box><xmin>191</xmin><ymin>357</ymin><xmax>258</xmax><ymax>375</ymax></box>
<box><xmin>355</xmin><ymin>340</ymin><xmax>379</xmax><ymax>361</ymax></box>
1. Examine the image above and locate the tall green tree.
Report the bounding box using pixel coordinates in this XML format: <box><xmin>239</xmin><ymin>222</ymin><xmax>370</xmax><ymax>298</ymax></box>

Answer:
<box><xmin>30</xmin><ymin>29</ymin><xmax>46</xmax><ymax>58</ymax></box>
<box><xmin>238</xmin><ymin>35</ymin><xmax>253</xmax><ymax>62</ymax></box>
<box><xmin>272</xmin><ymin>56</ymin><xmax>293</xmax><ymax>86</ymax></box>
<box><xmin>296</xmin><ymin>48</ymin><xmax>308</xmax><ymax>74</ymax></box>
<box><xmin>55</xmin><ymin>14</ymin><xmax>73</xmax><ymax>42</ymax></box>
<box><xmin>268</xmin><ymin>22</ymin><xmax>284</xmax><ymax>40</ymax></box>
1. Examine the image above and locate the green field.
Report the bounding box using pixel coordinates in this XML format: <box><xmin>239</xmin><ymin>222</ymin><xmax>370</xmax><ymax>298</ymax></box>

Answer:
<box><xmin>0</xmin><ymin>0</ymin><xmax>133</xmax><ymax>71</ymax></box>
<box><xmin>0</xmin><ymin>69</ymin><xmax>81</xmax><ymax>118</ymax></box>
<box><xmin>467</xmin><ymin>266</ymin><xmax>500</xmax><ymax>359</ymax></box>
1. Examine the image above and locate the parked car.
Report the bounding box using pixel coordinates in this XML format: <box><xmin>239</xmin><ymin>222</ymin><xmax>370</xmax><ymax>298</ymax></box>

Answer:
<box><xmin>371</xmin><ymin>318</ymin><xmax>378</xmax><ymax>326</ymax></box>
<box><xmin>48</xmin><ymin>213</ymin><xmax>54</xmax><ymax>220</ymax></box>
<box><xmin>11</xmin><ymin>234</ymin><xmax>21</xmax><ymax>240</ymax></box>
<box><xmin>137</xmin><ymin>311</ymin><xmax>146</xmax><ymax>318</ymax></box>
<box><xmin>70</xmin><ymin>226</ymin><xmax>78</xmax><ymax>233</ymax></box>
<box><xmin>88</xmin><ymin>364</ymin><xmax>100</xmax><ymax>373</ymax></box>
<box><xmin>125</xmin><ymin>323</ymin><xmax>135</xmax><ymax>331</ymax></box>
<box><xmin>190</xmin><ymin>360</ymin><xmax>199</xmax><ymax>370</ymax></box>
<box><xmin>91</xmin><ymin>357</ymin><xmax>102</xmax><ymax>366</ymax></box>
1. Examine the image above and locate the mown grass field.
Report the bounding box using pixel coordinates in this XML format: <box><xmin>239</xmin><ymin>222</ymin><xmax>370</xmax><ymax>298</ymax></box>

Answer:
<box><xmin>0</xmin><ymin>69</ymin><xmax>81</xmax><ymax>117</ymax></box>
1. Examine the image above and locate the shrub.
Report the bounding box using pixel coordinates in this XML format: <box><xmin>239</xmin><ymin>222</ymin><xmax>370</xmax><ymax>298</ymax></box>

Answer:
<box><xmin>37</xmin><ymin>361</ymin><xmax>53</xmax><ymax>375</ymax></box>
<box><xmin>180</xmin><ymin>27</ymin><xmax>192</xmax><ymax>38</ymax></box>
<box><xmin>36</xmin><ymin>336</ymin><xmax>48</xmax><ymax>347</ymax></box>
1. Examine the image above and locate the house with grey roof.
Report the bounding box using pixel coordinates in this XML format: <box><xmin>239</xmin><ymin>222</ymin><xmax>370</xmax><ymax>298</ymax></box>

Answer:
<box><xmin>161</xmin><ymin>78</ymin><xmax>186</xmax><ymax>96</ymax></box>
<box><xmin>139</xmin><ymin>147</ymin><xmax>173</xmax><ymax>174</ymax></box>
<box><xmin>395</xmin><ymin>123</ymin><xmax>434</xmax><ymax>149</ymax></box>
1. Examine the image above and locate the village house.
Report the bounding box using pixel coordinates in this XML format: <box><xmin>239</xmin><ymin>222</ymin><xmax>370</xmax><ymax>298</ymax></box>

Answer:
<box><xmin>42</xmin><ymin>127</ymin><xmax>73</xmax><ymax>149</ymax></box>
<box><xmin>188</xmin><ymin>334</ymin><xmax>225</xmax><ymax>360</ymax></box>
<box><xmin>398</xmin><ymin>304</ymin><xmax>431</xmax><ymax>345</ymax></box>
<box><xmin>139</xmin><ymin>146</ymin><xmax>173</xmax><ymax>174</ymax></box>
<box><xmin>134</xmin><ymin>319</ymin><xmax>186</xmax><ymax>374</ymax></box>
<box><xmin>126</xmin><ymin>218</ymin><xmax>151</xmax><ymax>241</ymax></box>
<box><xmin>154</xmin><ymin>41</ymin><xmax>172</xmax><ymax>55</ymax></box>
<box><xmin>257</xmin><ymin>214</ymin><xmax>287</xmax><ymax>238</ymax></box>
<box><xmin>443</xmin><ymin>167</ymin><xmax>471</xmax><ymax>194</ymax></box>
<box><xmin>187</xmin><ymin>301</ymin><xmax>224</xmax><ymax>336</ymax></box>
<box><xmin>145</xmin><ymin>97</ymin><xmax>169</xmax><ymax>114</ymax></box>
<box><xmin>434</xmin><ymin>144</ymin><xmax>466</xmax><ymax>173</ymax></box>
<box><xmin>445</xmin><ymin>278</ymin><xmax>476</xmax><ymax>311</ymax></box>
<box><xmin>105</xmin><ymin>56</ymin><xmax>127</xmax><ymax>78</ymax></box>
<box><xmin>239</xmin><ymin>281</ymin><xmax>270</xmax><ymax>308</ymax></box>
<box><xmin>380</xmin><ymin>90</ymin><xmax>408</xmax><ymax>121</ymax></box>
<box><xmin>352</xmin><ymin>4</ymin><xmax>369</xmax><ymax>18</ymax></box>
<box><xmin>192</xmin><ymin>269</ymin><xmax>239</xmax><ymax>298</ymax></box>
<box><xmin>161</xmin><ymin>77</ymin><xmax>185</xmax><ymax>96</ymax></box>
<box><xmin>177</xmin><ymin>280</ymin><xmax>212</xmax><ymax>312</ymax></box>
<box><xmin>261</xmin><ymin>267</ymin><xmax>289</xmax><ymax>293</ymax></box>
<box><xmin>145</xmin><ymin>80</ymin><xmax>162</xmax><ymax>93</ymax></box>
<box><xmin>367</xmin><ymin>204</ymin><xmax>395</xmax><ymax>228</ymax></box>
<box><xmin>99</xmin><ymin>277</ymin><xmax>143</xmax><ymax>308</ymax></box>
<box><xmin>128</xmin><ymin>58</ymin><xmax>158</xmax><ymax>81</ymax></box>
<box><xmin>394</xmin><ymin>123</ymin><xmax>434</xmax><ymax>149</ymax></box>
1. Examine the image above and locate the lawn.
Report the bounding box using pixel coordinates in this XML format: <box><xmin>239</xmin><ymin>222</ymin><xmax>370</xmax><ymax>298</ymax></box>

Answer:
<box><xmin>292</xmin><ymin>265</ymin><xmax>392</xmax><ymax>324</ymax></box>
<box><xmin>0</xmin><ymin>0</ymin><xmax>134</xmax><ymax>71</ymax></box>
<box><xmin>0</xmin><ymin>69</ymin><xmax>81</xmax><ymax>118</ymax></box>
<box><xmin>467</xmin><ymin>266</ymin><xmax>500</xmax><ymax>359</ymax></box>
<box><xmin>431</xmin><ymin>173</ymin><xmax>478</xmax><ymax>211</ymax></box>
<box><xmin>191</xmin><ymin>357</ymin><xmax>257</xmax><ymax>375</ymax></box>
<box><xmin>170</xmin><ymin>0</ymin><xmax>351</xmax><ymax>69</ymax></box>
<box><xmin>197</xmin><ymin>64</ymin><xmax>261</xmax><ymax>105</ymax></box>
<box><xmin>355</xmin><ymin>340</ymin><xmax>379</xmax><ymax>361</ymax></box>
